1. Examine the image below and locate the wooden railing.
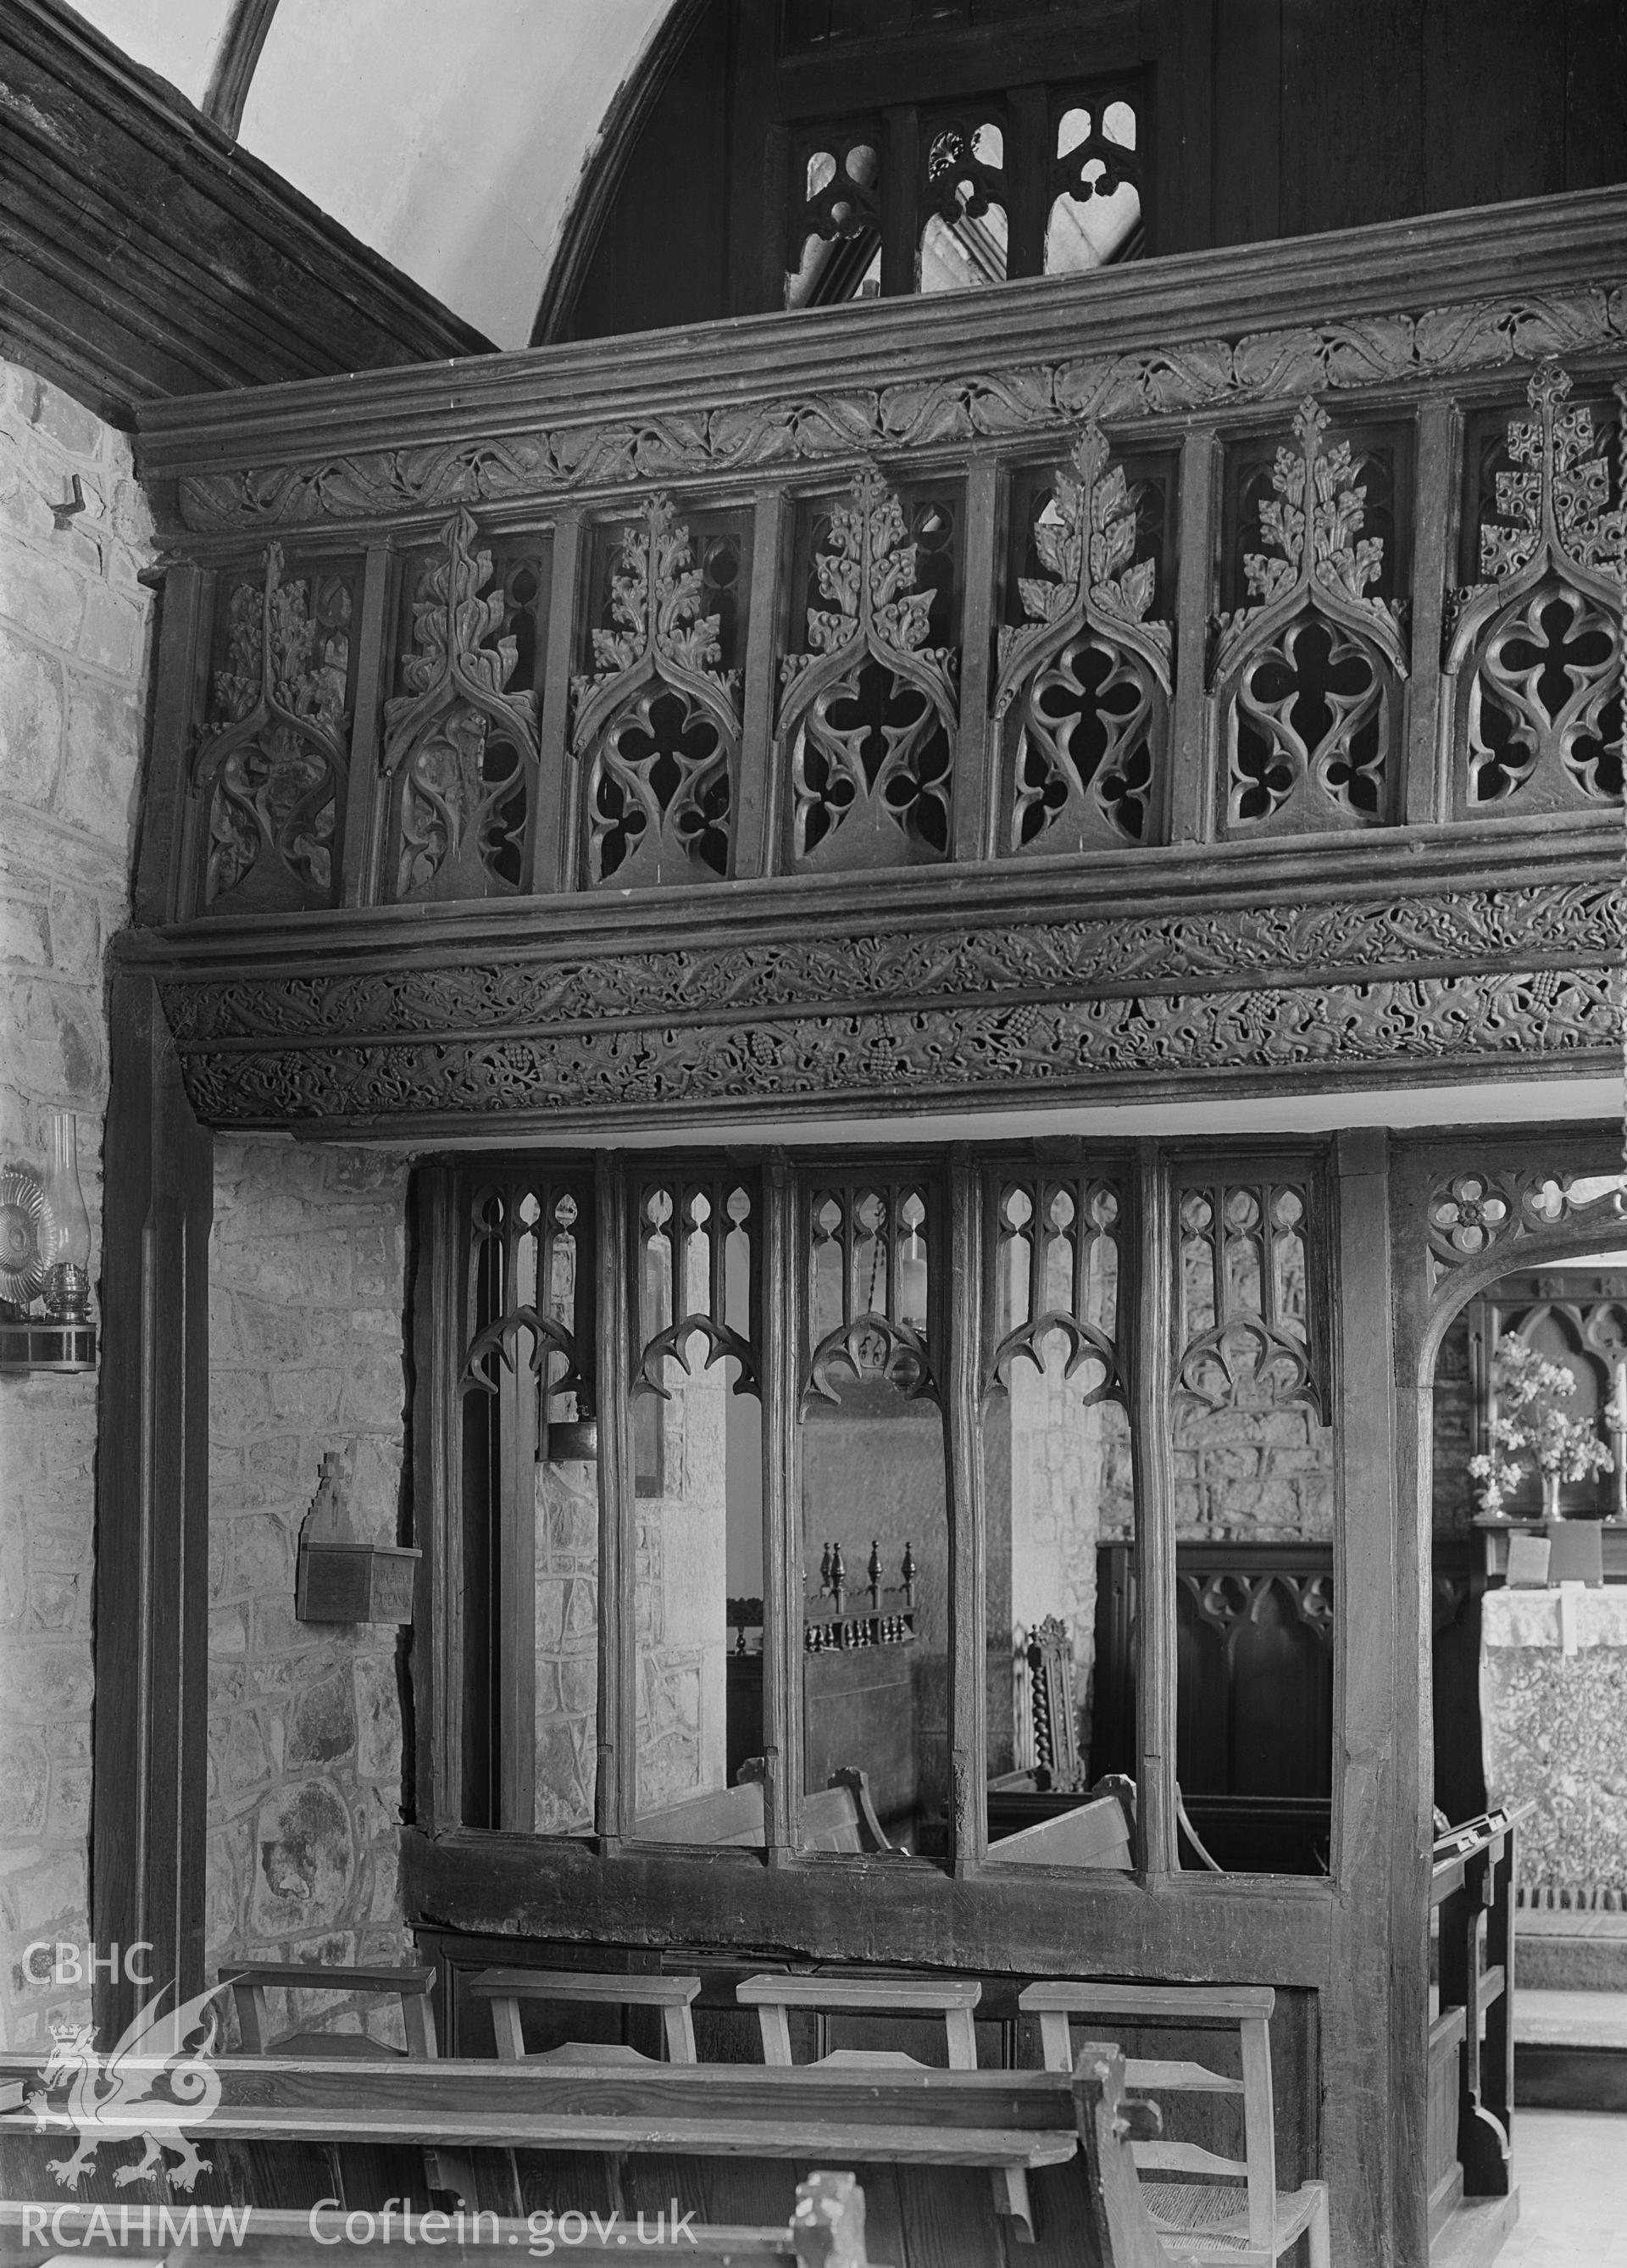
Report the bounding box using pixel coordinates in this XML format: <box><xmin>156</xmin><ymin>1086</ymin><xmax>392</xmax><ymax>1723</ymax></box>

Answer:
<box><xmin>121</xmin><ymin>186</ymin><xmax>1626</xmax><ymax>1137</ymax></box>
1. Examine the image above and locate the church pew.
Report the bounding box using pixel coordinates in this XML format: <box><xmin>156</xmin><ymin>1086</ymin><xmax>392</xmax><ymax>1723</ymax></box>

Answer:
<box><xmin>0</xmin><ymin>2045</ymin><xmax>1172</xmax><ymax>2267</ymax></box>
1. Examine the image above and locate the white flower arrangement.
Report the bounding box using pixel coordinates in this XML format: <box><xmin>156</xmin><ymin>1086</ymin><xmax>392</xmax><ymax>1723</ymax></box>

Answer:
<box><xmin>1468</xmin><ymin>1332</ymin><xmax>1614</xmax><ymax>1517</ymax></box>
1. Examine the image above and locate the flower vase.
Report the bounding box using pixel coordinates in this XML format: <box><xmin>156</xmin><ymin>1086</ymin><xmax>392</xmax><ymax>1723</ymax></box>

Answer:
<box><xmin>1541</xmin><ymin>1470</ymin><xmax>1563</xmax><ymax>1523</ymax></box>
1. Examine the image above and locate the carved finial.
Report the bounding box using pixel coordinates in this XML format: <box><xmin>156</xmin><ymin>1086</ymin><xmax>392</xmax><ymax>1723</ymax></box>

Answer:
<box><xmin>301</xmin><ymin>1451</ymin><xmax>354</xmax><ymax>1548</ymax></box>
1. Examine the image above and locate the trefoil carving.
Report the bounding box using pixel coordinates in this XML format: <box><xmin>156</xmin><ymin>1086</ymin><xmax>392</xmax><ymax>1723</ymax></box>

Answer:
<box><xmin>1212</xmin><ymin>399</ymin><xmax>1408</xmax><ymax>837</ymax></box>
<box><xmin>1446</xmin><ymin>361</ymin><xmax>1624</xmax><ymax>815</ymax></box>
<box><xmin>192</xmin><ymin>543</ymin><xmax>351</xmax><ymax>916</ymax></box>
<box><xmin>571</xmin><ymin>495</ymin><xmax>741</xmax><ymax>887</ymax></box>
<box><xmin>381</xmin><ymin>509</ymin><xmax>539</xmax><ymax>903</ymax></box>
<box><xmin>779</xmin><ymin>465</ymin><xmax>959</xmax><ymax>870</ymax></box>
<box><xmin>994</xmin><ymin>426</ymin><xmax>1170</xmax><ymax>851</ymax></box>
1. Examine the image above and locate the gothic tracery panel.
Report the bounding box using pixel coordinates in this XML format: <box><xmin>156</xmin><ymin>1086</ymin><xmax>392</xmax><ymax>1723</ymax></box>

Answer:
<box><xmin>192</xmin><ymin>543</ymin><xmax>358</xmax><ymax>916</ymax></box>
<box><xmin>995</xmin><ymin>429</ymin><xmax>1173</xmax><ymax>851</ymax></box>
<box><xmin>779</xmin><ymin>468</ymin><xmax>961</xmax><ymax>871</ymax></box>
<box><xmin>1448</xmin><ymin>364</ymin><xmax>1625</xmax><ymax>816</ymax></box>
<box><xmin>1212</xmin><ymin>403</ymin><xmax>1409</xmax><ymax>837</ymax></box>
<box><xmin>573</xmin><ymin>498</ymin><xmax>744</xmax><ymax>887</ymax></box>
<box><xmin>802</xmin><ymin>1173</ymin><xmax>940</xmax><ymax>1406</ymax></box>
<box><xmin>986</xmin><ymin>1166</ymin><xmax>1125</xmax><ymax>1399</ymax></box>
<box><xmin>380</xmin><ymin>511</ymin><xmax>544</xmax><ymax>903</ymax></box>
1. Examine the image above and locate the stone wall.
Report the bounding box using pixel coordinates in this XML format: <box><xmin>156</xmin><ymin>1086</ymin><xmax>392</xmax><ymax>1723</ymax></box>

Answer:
<box><xmin>0</xmin><ymin>360</ymin><xmax>153</xmax><ymax>2050</ymax></box>
<box><xmin>206</xmin><ymin>1136</ymin><xmax>414</xmax><ymax>2048</ymax></box>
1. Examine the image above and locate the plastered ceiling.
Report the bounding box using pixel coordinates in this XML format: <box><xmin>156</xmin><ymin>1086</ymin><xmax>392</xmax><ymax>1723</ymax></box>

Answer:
<box><xmin>65</xmin><ymin>0</ymin><xmax>676</xmax><ymax>348</ymax></box>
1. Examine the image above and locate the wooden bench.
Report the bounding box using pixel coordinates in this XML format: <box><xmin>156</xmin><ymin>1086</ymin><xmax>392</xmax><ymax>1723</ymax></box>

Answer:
<box><xmin>737</xmin><ymin>1973</ymin><xmax>1043</xmax><ymax>2239</ymax></box>
<box><xmin>469</xmin><ymin>1970</ymin><xmax>702</xmax><ymax>2065</ymax></box>
<box><xmin>224</xmin><ymin>1961</ymin><xmax>438</xmax><ymax>2059</ymax></box>
<box><xmin>0</xmin><ymin>2043</ymin><xmax>1174</xmax><ymax>2267</ymax></box>
<box><xmin>1021</xmin><ymin>1982</ymin><xmax>1329</xmax><ymax>2268</ymax></box>
<box><xmin>636</xmin><ymin>1765</ymin><xmax>894</xmax><ymax>1853</ymax></box>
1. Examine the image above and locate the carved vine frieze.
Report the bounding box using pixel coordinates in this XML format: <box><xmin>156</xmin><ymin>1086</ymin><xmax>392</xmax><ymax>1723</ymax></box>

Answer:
<box><xmin>994</xmin><ymin>425</ymin><xmax>1170</xmax><ymax>851</ymax></box>
<box><xmin>167</xmin><ymin>962</ymin><xmax>1613</xmax><ymax>1130</ymax></box>
<box><xmin>192</xmin><ymin>543</ymin><xmax>352</xmax><ymax>915</ymax></box>
<box><xmin>171</xmin><ymin>286</ymin><xmax>1627</xmax><ymax>535</ymax></box>
<box><xmin>154</xmin><ymin>877</ymin><xmax>1624</xmax><ymax>1048</ymax></box>
<box><xmin>571</xmin><ymin>495</ymin><xmax>741</xmax><ymax>886</ymax></box>
<box><xmin>380</xmin><ymin>509</ymin><xmax>540</xmax><ymax>903</ymax></box>
<box><xmin>1212</xmin><ymin>401</ymin><xmax>1408</xmax><ymax>838</ymax></box>
<box><xmin>778</xmin><ymin>466</ymin><xmax>960</xmax><ymax>867</ymax></box>
<box><xmin>1446</xmin><ymin>361</ymin><xmax>1626</xmax><ymax>816</ymax></box>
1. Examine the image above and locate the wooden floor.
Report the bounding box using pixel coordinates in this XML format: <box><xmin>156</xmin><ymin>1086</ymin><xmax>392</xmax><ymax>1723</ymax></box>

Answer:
<box><xmin>1497</xmin><ymin>2111</ymin><xmax>1627</xmax><ymax>2268</ymax></box>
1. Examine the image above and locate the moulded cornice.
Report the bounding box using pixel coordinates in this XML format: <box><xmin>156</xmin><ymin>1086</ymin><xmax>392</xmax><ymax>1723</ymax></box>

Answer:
<box><xmin>132</xmin><ymin>185</ymin><xmax>1627</xmax><ymax>530</ymax></box>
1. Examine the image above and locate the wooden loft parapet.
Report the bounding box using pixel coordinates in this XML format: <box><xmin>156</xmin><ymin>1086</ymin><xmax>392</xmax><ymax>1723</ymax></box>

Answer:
<box><xmin>116</xmin><ymin>184</ymin><xmax>1626</xmax><ymax>1139</ymax></box>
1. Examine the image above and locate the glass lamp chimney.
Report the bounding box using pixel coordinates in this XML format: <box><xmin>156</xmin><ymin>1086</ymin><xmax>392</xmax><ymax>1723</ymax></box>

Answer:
<box><xmin>42</xmin><ymin>1112</ymin><xmax>92</xmax><ymax>1322</ymax></box>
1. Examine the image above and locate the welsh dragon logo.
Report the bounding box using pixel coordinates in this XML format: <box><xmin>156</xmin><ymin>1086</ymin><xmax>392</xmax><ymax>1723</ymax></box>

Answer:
<box><xmin>27</xmin><ymin>1982</ymin><xmax>228</xmax><ymax>2191</ymax></box>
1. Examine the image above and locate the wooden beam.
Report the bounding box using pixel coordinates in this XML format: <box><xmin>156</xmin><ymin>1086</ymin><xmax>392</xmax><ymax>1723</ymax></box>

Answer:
<box><xmin>201</xmin><ymin>0</ymin><xmax>280</xmax><ymax>141</ymax></box>
<box><xmin>411</xmin><ymin>1168</ymin><xmax>465</xmax><ymax>1835</ymax></box>
<box><xmin>92</xmin><ymin>974</ymin><xmax>213</xmax><ymax>2042</ymax></box>
<box><xmin>1130</xmin><ymin>1142</ymin><xmax>1176</xmax><ymax>1876</ymax></box>
<box><xmin>1326</xmin><ymin>1127</ymin><xmax>1415</xmax><ymax>2268</ymax></box>
<box><xmin>0</xmin><ymin>0</ymin><xmax>489</xmax><ymax>428</ymax></box>
<box><xmin>595</xmin><ymin>1158</ymin><xmax>638</xmax><ymax>1845</ymax></box>
<box><xmin>946</xmin><ymin>1151</ymin><xmax>987</xmax><ymax>1868</ymax></box>
<box><xmin>760</xmin><ymin>1157</ymin><xmax>800</xmax><ymax>1855</ymax></box>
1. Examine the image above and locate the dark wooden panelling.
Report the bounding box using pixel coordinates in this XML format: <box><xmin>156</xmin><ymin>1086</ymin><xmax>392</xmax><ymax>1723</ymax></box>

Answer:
<box><xmin>1209</xmin><ymin>0</ymin><xmax>1280</xmax><ymax>246</ymax></box>
<box><xmin>0</xmin><ymin>1</ymin><xmax>490</xmax><ymax>429</ymax></box>
<box><xmin>1423</xmin><ymin>0</ymin><xmax>1568</xmax><ymax>212</ymax></box>
<box><xmin>92</xmin><ymin>974</ymin><xmax>214</xmax><ymax>2043</ymax></box>
<box><xmin>1564</xmin><ymin>0</ymin><xmax>1627</xmax><ymax>189</ymax></box>
<box><xmin>563</xmin><ymin>0</ymin><xmax>735</xmax><ymax>342</ymax></box>
<box><xmin>1281</xmin><ymin>0</ymin><xmax>1425</xmax><ymax>236</ymax></box>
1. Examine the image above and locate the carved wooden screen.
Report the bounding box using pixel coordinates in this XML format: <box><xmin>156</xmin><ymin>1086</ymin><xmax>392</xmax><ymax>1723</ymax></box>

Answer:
<box><xmin>379</xmin><ymin>513</ymin><xmax>549</xmax><ymax>905</ymax></box>
<box><xmin>627</xmin><ymin>1170</ymin><xmax>764</xmax><ymax>1832</ymax></box>
<box><xmin>779</xmin><ymin>470</ymin><xmax>963</xmax><ymax>870</ymax></box>
<box><xmin>458</xmin><ymin>1168</ymin><xmax>596</xmax><ymax>1832</ymax></box>
<box><xmin>982</xmin><ymin>1165</ymin><xmax>1131</xmax><ymax>1820</ymax></box>
<box><xmin>1447</xmin><ymin>364</ymin><xmax>1624</xmax><ymax>817</ymax></box>
<box><xmin>187</xmin><ymin>542</ymin><xmax>364</xmax><ymax>918</ymax></box>
<box><xmin>573</xmin><ymin>500</ymin><xmax>748</xmax><ymax>887</ymax></box>
<box><xmin>1211</xmin><ymin>406</ymin><xmax>1413</xmax><ymax>837</ymax></box>
<box><xmin>1169</xmin><ymin>1153</ymin><xmax>1335</xmax><ymax>1870</ymax></box>
<box><xmin>995</xmin><ymin>431</ymin><xmax>1175</xmax><ymax>852</ymax></box>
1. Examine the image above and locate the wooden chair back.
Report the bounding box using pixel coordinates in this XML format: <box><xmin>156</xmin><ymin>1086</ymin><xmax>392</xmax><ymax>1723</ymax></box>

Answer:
<box><xmin>1021</xmin><ymin>1982</ymin><xmax>1281</xmax><ymax>2256</ymax></box>
<box><xmin>225</xmin><ymin>1962</ymin><xmax>437</xmax><ymax>2059</ymax></box>
<box><xmin>469</xmin><ymin>1969</ymin><xmax>702</xmax><ymax>2065</ymax></box>
<box><xmin>736</xmin><ymin>1971</ymin><xmax>979</xmax><ymax>2070</ymax></box>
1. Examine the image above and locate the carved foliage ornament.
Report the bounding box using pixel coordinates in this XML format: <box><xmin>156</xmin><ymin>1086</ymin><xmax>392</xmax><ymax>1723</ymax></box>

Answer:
<box><xmin>381</xmin><ymin>509</ymin><xmax>539</xmax><ymax>903</ymax></box>
<box><xmin>994</xmin><ymin>425</ymin><xmax>1170</xmax><ymax>851</ymax></box>
<box><xmin>780</xmin><ymin>466</ymin><xmax>960</xmax><ymax>869</ymax></box>
<box><xmin>1212</xmin><ymin>399</ymin><xmax>1408</xmax><ymax>838</ymax></box>
<box><xmin>169</xmin><ymin>963</ymin><xmax>1614</xmax><ymax>1131</ymax></box>
<box><xmin>193</xmin><ymin>543</ymin><xmax>351</xmax><ymax>914</ymax></box>
<box><xmin>1426</xmin><ymin>1166</ymin><xmax>1627</xmax><ymax>1288</ymax></box>
<box><xmin>154</xmin><ymin>877</ymin><xmax>1623</xmax><ymax>1047</ymax></box>
<box><xmin>172</xmin><ymin>286</ymin><xmax>1627</xmax><ymax>537</ymax></box>
<box><xmin>1447</xmin><ymin>361</ymin><xmax>1625</xmax><ymax>814</ymax></box>
<box><xmin>571</xmin><ymin>495</ymin><xmax>741</xmax><ymax>887</ymax></box>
